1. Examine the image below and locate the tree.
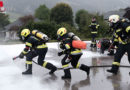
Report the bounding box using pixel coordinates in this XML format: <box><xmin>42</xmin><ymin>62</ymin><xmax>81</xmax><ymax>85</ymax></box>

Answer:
<box><xmin>75</xmin><ymin>9</ymin><xmax>93</xmax><ymax>38</ymax></box>
<box><xmin>50</xmin><ymin>3</ymin><xmax>73</xmax><ymax>26</ymax></box>
<box><xmin>19</xmin><ymin>21</ymin><xmax>58</xmax><ymax>40</ymax></box>
<box><xmin>35</xmin><ymin>4</ymin><xmax>50</xmax><ymax>21</ymax></box>
<box><xmin>0</xmin><ymin>13</ymin><xmax>10</xmax><ymax>29</ymax></box>
<box><xmin>57</xmin><ymin>22</ymin><xmax>78</xmax><ymax>34</ymax></box>
<box><xmin>75</xmin><ymin>10</ymin><xmax>88</xmax><ymax>30</ymax></box>
<box><xmin>75</xmin><ymin>9</ymin><xmax>109</xmax><ymax>38</ymax></box>
<box><xmin>96</xmin><ymin>15</ymin><xmax>109</xmax><ymax>37</ymax></box>
<box><xmin>19</xmin><ymin>15</ymin><xmax>34</xmax><ymax>25</ymax></box>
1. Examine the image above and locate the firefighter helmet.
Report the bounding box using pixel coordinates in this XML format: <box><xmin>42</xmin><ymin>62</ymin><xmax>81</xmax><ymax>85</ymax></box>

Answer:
<box><xmin>21</xmin><ymin>29</ymin><xmax>30</xmax><ymax>37</ymax></box>
<box><xmin>57</xmin><ymin>27</ymin><xmax>67</xmax><ymax>37</ymax></box>
<box><xmin>108</xmin><ymin>15</ymin><xmax>120</xmax><ymax>23</ymax></box>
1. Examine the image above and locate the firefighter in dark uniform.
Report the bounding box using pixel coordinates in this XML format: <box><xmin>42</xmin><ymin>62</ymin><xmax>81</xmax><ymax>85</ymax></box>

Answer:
<box><xmin>89</xmin><ymin>17</ymin><xmax>100</xmax><ymax>48</ymax></box>
<box><xmin>19</xmin><ymin>29</ymin><xmax>57</xmax><ymax>75</ymax></box>
<box><xmin>107</xmin><ymin>27</ymin><xmax>119</xmax><ymax>56</ymax></box>
<box><xmin>107</xmin><ymin>19</ymin><xmax>130</xmax><ymax>56</ymax></box>
<box><xmin>57</xmin><ymin>27</ymin><xmax>90</xmax><ymax>79</ymax></box>
<box><xmin>107</xmin><ymin>15</ymin><xmax>130</xmax><ymax>74</ymax></box>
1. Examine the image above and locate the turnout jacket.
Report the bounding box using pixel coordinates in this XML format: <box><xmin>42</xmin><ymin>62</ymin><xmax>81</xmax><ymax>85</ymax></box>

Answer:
<box><xmin>60</xmin><ymin>37</ymin><xmax>82</xmax><ymax>56</ymax></box>
<box><xmin>89</xmin><ymin>22</ymin><xmax>100</xmax><ymax>34</ymax></box>
<box><xmin>22</xmin><ymin>35</ymin><xmax>47</xmax><ymax>55</ymax></box>
<box><xmin>113</xmin><ymin>20</ymin><xmax>130</xmax><ymax>45</ymax></box>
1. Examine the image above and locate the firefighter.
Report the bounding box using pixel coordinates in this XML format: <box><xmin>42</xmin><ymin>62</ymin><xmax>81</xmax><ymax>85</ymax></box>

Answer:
<box><xmin>107</xmin><ymin>18</ymin><xmax>130</xmax><ymax>56</ymax></box>
<box><xmin>107</xmin><ymin>28</ymin><xmax>119</xmax><ymax>56</ymax></box>
<box><xmin>107</xmin><ymin>15</ymin><xmax>130</xmax><ymax>74</ymax></box>
<box><xmin>89</xmin><ymin>17</ymin><xmax>100</xmax><ymax>48</ymax></box>
<box><xmin>57</xmin><ymin>27</ymin><xmax>90</xmax><ymax>79</ymax></box>
<box><xmin>19</xmin><ymin>29</ymin><xmax>57</xmax><ymax>75</ymax></box>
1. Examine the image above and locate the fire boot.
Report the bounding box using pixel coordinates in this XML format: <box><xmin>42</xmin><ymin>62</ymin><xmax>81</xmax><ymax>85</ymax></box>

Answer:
<box><xmin>45</xmin><ymin>62</ymin><xmax>57</xmax><ymax>75</ymax></box>
<box><xmin>62</xmin><ymin>69</ymin><xmax>71</xmax><ymax>79</ymax></box>
<box><xmin>93</xmin><ymin>44</ymin><xmax>97</xmax><ymax>48</ymax></box>
<box><xmin>107</xmin><ymin>65</ymin><xmax>119</xmax><ymax>75</ymax></box>
<box><xmin>22</xmin><ymin>64</ymin><xmax>32</xmax><ymax>75</ymax></box>
<box><xmin>90</xmin><ymin>43</ymin><xmax>93</xmax><ymax>47</ymax></box>
<box><xmin>80</xmin><ymin>64</ymin><xmax>90</xmax><ymax>76</ymax></box>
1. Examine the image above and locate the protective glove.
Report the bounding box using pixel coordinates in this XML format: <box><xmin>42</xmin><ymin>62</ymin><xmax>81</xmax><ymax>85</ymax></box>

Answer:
<box><xmin>19</xmin><ymin>53</ymin><xmax>24</xmax><ymax>59</ymax></box>
<box><xmin>58</xmin><ymin>51</ymin><xmax>63</xmax><ymax>56</ymax></box>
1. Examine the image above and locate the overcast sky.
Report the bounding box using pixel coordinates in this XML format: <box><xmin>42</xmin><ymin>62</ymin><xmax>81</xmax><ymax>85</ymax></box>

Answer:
<box><xmin>3</xmin><ymin>0</ymin><xmax>130</xmax><ymax>14</ymax></box>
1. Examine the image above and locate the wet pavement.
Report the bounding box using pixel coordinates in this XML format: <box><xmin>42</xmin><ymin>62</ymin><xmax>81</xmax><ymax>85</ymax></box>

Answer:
<box><xmin>1</xmin><ymin>43</ymin><xmax>130</xmax><ymax>90</ymax></box>
<box><xmin>25</xmin><ymin>47</ymin><xmax>130</xmax><ymax>90</ymax></box>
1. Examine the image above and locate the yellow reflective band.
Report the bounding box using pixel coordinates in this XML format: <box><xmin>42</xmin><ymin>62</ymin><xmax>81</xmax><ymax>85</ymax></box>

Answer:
<box><xmin>76</xmin><ymin>63</ymin><xmax>80</xmax><ymax>68</ymax></box>
<box><xmin>116</xmin><ymin>29</ymin><xmax>121</xmax><ymax>33</ymax></box>
<box><xmin>43</xmin><ymin>61</ymin><xmax>48</xmax><ymax>67</ymax></box>
<box><xmin>126</xmin><ymin>26</ymin><xmax>130</xmax><ymax>33</ymax></box>
<box><xmin>91</xmin><ymin>32</ymin><xmax>97</xmax><ymax>34</ymax></box>
<box><xmin>91</xmin><ymin>23</ymin><xmax>97</xmax><ymax>25</ymax></box>
<box><xmin>65</xmin><ymin>44</ymin><xmax>70</xmax><ymax>49</ymax></box>
<box><xmin>114</xmin><ymin>38</ymin><xmax>118</xmax><ymax>42</ymax></box>
<box><xmin>92</xmin><ymin>42</ymin><xmax>96</xmax><ymax>44</ymax></box>
<box><xmin>25</xmin><ymin>42</ymin><xmax>32</xmax><ymax>47</ymax></box>
<box><xmin>26</xmin><ymin>61</ymin><xmax>32</xmax><ymax>64</ymax></box>
<box><xmin>71</xmin><ymin>49</ymin><xmax>82</xmax><ymax>54</ymax></box>
<box><xmin>114</xmin><ymin>33</ymin><xmax>118</xmax><ymax>38</ymax></box>
<box><xmin>118</xmin><ymin>37</ymin><xmax>126</xmax><ymax>44</ymax></box>
<box><xmin>37</xmin><ymin>44</ymin><xmax>47</xmax><ymax>48</ymax></box>
<box><xmin>112</xmin><ymin>62</ymin><xmax>120</xmax><ymax>66</ymax></box>
<box><xmin>22</xmin><ymin>50</ymin><xmax>28</xmax><ymax>54</ymax></box>
<box><xmin>62</xmin><ymin>64</ymin><xmax>69</xmax><ymax>68</ymax></box>
<box><xmin>96</xmin><ymin>25</ymin><xmax>99</xmax><ymax>29</ymax></box>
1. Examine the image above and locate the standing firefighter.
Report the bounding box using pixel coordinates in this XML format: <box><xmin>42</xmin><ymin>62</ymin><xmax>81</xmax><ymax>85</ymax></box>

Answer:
<box><xmin>57</xmin><ymin>27</ymin><xmax>90</xmax><ymax>79</ymax></box>
<box><xmin>89</xmin><ymin>17</ymin><xmax>100</xmax><ymax>48</ymax></box>
<box><xmin>107</xmin><ymin>26</ymin><xmax>119</xmax><ymax>56</ymax></box>
<box><xmin>19</xmin><ymin>29</ymin><xmax>57</xmax><ymax>75</ymax></box>
<box><xmin>107</xmin><ymin>15</ymin><xmax>130</xmax><ymax>74</ymax></box>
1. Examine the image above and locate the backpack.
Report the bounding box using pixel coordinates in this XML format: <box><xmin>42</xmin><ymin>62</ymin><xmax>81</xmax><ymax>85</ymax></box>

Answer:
<box><xmin>32</xmin><ymin>30</ymin><xmax>49</xmax><ymax>42</ymax></box>
<box><xmin>68</xmin><ymin>32</ymin><xmax>87</xmax><ymax>49</ymax></box>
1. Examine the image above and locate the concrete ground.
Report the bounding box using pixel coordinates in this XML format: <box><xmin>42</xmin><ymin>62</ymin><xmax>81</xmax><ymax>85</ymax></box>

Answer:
<box><xmin>0</xmin><ymin>43</ymin><xmax>130</xmax><ymax>90</ymax></box>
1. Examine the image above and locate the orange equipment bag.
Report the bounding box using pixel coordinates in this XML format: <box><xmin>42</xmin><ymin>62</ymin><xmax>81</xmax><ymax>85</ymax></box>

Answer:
<box><xmin>72</xmin><ymin>40</ymin><xmax>87</xmax><ymax>49</ymax></box>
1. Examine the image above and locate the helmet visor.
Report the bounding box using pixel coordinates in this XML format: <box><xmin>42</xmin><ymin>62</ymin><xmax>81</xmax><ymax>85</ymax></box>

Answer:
<box><xmin>21</xmin><ymin>36</ymin><xmax>25</xmax><ymax>41</ymax></box>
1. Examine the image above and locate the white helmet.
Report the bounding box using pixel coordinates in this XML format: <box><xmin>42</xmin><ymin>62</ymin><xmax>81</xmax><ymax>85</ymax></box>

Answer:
<box><xmin>108</xmin><ymin>15</ymin><xmax>120</xmax><ymax>23</ymax></box>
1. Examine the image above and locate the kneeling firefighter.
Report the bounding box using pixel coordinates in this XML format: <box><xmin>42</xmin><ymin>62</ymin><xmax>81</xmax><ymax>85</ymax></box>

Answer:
<box><xmin>107</xmin><ymin>15</ymin><xmax>130</xmax><ymax>74</ymax></box>
<box><xmin>57</xmin><ymin>27</ymin><xmax>90</xmax><ymax>79</ymax></box>
<box><xmin>19</xmin><ymin>29</ymin><xmax>57</xmax><ymax>75</ymax></box>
